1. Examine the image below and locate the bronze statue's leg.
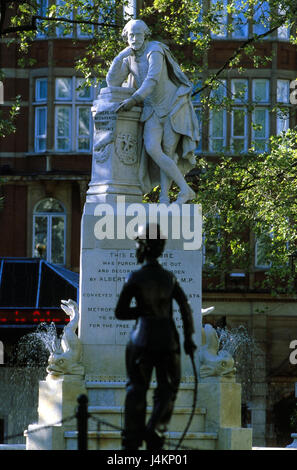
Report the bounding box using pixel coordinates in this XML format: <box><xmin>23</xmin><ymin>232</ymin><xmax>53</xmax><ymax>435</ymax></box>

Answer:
<box><xmin>145</xmin><ymin>351</ymin><xmax>181</xmax><ymax>450</ymax></box>
<box><xmin>122</xmin><ymin>342</ymin><xmax>153</xmax><ymax>450</ymax></box>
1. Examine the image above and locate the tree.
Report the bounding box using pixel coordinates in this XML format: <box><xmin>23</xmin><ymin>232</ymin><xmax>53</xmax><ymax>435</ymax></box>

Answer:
<box><xmin>2</xmin><ymin>0</ymin><xmax>297</xmax><ymax>294</ymax></box>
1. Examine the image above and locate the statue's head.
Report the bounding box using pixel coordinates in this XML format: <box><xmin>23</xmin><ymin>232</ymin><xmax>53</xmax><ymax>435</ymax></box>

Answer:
<box><xmin>122</xmin><ymin>19</ymin><xmax>151</xmax><ymax>51</ymax></box>
<box><xmin>135</xmin><ymin>223</ymin><xmax>166</xmax><ymax>264</ymax></box>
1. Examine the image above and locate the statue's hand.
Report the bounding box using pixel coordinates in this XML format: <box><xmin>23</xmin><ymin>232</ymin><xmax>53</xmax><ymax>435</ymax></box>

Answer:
<box><xmin>118</xmin><ymin>46</ymin><xmax>133</xmax><ymax>60</ymax></box>
<box><xmin>116</xmin><ymin>97</ymin><xmax>137</xmax><ymax>113</ymax></box>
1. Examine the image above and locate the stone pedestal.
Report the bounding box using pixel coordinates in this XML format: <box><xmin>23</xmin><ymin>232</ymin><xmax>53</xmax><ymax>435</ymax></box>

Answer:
<box><xmin>197</xmin><ymin>376</ymin><xmax>252</xmax><ymax>450</ymax></box>
<box><xmin>87</xmin><ymin>87</ymin><xmax>143</xmax><ymax>204</ymax></box>
<box><xmin>26</xmin><ymin>375</ymin><xmax>87</xmax><ymax>450</ymax></box>
<box><xmin>79</xmin><ymin>201</ymin><xmax>203</xmax><ymax>381</ymax></box>
<box><xmin>80</xmin><ymin>87</ymin><xmax>203</xmax><ymax>379</ymax></box>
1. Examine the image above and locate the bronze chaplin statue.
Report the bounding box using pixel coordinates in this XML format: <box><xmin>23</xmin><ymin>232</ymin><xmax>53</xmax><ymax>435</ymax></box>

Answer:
<box><xmin>115</xmin><ymin>223</ymin><xmax>197</xmax><ymax>450</ymax></box>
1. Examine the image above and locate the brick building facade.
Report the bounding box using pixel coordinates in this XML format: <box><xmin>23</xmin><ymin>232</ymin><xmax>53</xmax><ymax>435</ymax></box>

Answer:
<box><xmin>1</xmin><ymin>0</ymin><xmax>297</xmax><ymax>447</ymax></box>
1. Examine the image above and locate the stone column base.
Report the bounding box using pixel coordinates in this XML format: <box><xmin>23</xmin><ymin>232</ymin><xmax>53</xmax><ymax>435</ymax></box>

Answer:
<box><xmin>197</xmin><ymin>376</ymin><xmax>252</xmax><ymax>450</ymax></box>
<box><xmin>25</xmin><ymin>375</ymin><xmax>86</xmax><ymax>450</ymax></box>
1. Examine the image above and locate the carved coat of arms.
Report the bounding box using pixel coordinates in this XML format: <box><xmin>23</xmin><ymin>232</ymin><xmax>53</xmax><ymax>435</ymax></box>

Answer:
<box><xmin>115</xmin><ymin>133</ymin><xmax>138</xmax><ymax>165</ymax></box>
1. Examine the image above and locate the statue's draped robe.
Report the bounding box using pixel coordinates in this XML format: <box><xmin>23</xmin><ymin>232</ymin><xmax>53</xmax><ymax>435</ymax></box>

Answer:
<box><xmin>106</xmin><ymin>41</ymin><xmax>200</xmax><ymax>193</ymax></box>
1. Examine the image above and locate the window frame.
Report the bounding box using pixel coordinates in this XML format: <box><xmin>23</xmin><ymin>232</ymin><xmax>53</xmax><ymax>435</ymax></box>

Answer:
<box><xmin>276</xmin><ymin>80</ymin><xmax>290</xmax><ymax>136</ymax></box>
<box><xmin>32</xmin><ymin>199</ymin><xmax>67</xmax><ymax>266</ymax></box>
<box><xmin>53</xmin><ymin>76</ymin><xmax>94</xmax><ymax>152</ymax></box>
<box><xmin>252</xmin><ymin>79</ymin><xmax>270</xmax><ymax>104</ymax></box>
<box><xmin>54</xmin><ymin>105</ymin><xmax>72</xmax><ymax>152</ymax></box>
<box><xmin>35</xmin><ymin>77</ymin><xmax>48</xmax><ymax>102</ymax></box>
<box><xmin>209</xmin><ymin>80</ymin><xmax>227</xmax><ymax>152</ymax></box>
<box><xmin>36</xmin><ymin>0</ymin><xmax>48</xmax><ymax>38</ymax></box>
<box><xmin>55</xmin><ymin>77</ymin><xmax>73</xmax><ymax>101</ymax></box>
<box><xmin>35</xmin><ymin>106</ymin><xmax>48</xmax><ymax>153</ymax></box>
<box><xmin>231</xmin><ymin>106</ymin><xmax>248</xmax><ymax>153</ymax></box>
<box><xmin>255</xmin><ymin>231</ymin><xmax>273</xmax><ymax>269</ymax></box>
<box><xmin>251</xmin><ymin>107</ymin><xmax>270</xmax><ymax>152</ymax></box>
<box><xmin>209</xmin><ymin>108</ymin><xmax>227</xmax><ymax>152</ymax></box>
<box><xmin>76</xmin><ymin>106</ymin><xmax>93</xmax><ymax>152</ymax></box>
<box><xmin>56</xmin><ymin>0</ymin><xmax>74</xmax><ymax>38</ymax></box>
<box><xmin>253</xmin><ymin>1</ymin><xmax>270</xmax><ymax>36</ymax></box>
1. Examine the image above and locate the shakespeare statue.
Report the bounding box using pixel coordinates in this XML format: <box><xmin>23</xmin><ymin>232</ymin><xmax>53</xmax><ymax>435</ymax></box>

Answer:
<box><xmin>106</xmin><ymin>19</ymin><xmax>200</xmax><ymax>204</ymax></box>
<box><xmin>115</xmin><ymin>223</ymin><xmax>197</xmax><ymax>450</ymax></box>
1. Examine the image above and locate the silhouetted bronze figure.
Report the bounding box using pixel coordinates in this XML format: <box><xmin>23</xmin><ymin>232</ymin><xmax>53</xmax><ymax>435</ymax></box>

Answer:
<box><xmin>115</xmin><ymin>223</ymin><xmax>196</xmax><ymax>450</ymax></box>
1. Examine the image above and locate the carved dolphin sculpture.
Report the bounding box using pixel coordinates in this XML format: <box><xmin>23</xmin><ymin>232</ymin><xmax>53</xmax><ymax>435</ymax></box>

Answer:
<box><xmin>199</xmin><ymin>307</ymin><xmax>236</xmax><ymax>378</ymax></box>
<box><xmin>46</xmin><ymin>299</ymin><xmax>84</xmax><ymax>377</ymax></box>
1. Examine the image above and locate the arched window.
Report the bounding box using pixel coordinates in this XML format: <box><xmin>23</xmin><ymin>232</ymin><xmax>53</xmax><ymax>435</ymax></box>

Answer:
<box><xmin>33</xmin><ymin>198</ymin><xmax>66</xmax><ymax>265</ymax></box>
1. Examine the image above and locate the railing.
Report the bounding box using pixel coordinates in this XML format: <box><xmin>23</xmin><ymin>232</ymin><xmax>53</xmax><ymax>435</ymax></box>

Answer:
<box><xmin>2</xmin><ymin>394</ymin><xmax>200</xmax><ymax>451</ymax></box>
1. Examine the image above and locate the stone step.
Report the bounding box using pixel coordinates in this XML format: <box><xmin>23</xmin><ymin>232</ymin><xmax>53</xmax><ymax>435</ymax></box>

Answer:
<box><xmin>64</xmin><ymin>429</ymin><xmax>218</xmax><ymax>451</ymax></box>
<box><xmin>0</xmin><ymin>444</ymin><xmax>26</xmax><ymax>450</ymax></box>
<box><xmin>87</xmin><ymin>404</ymin><xmax>206</xmax><ymax>433</ymax></box>
<box><xmin>86</xmin><ymin>381</ymin><xmax>197</xmax><ymax>408</ymax></box>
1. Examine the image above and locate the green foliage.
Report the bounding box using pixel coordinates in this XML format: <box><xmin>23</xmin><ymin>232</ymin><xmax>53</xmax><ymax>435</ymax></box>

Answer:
<box><xmin>193</xmin><ymin>129</ymin><xmax>297</xmax><ymax>294</ymax></box>
<box><xmin>2</xmin><ymin>0</ymin><xmax>297</xmax><ymax>293</ymax></box>
<box><xmin>0</xmin><ymin>94</ymin><xmax>21</xmax><ymax>138</ymax></box>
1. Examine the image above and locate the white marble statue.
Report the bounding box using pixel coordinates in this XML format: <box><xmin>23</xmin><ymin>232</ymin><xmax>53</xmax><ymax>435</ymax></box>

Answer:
<box><xmin>46</xmin><ymin>299</ymin><xmax>84</xmax><ymax>377</ymax></box>
<box><xmin>106</xmin><ymin>19</ymin><xmax>200</xmax><ymax>204</ymax></box>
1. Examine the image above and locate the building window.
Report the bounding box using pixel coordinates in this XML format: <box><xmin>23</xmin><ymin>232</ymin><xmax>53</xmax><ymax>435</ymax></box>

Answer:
<box><xmin>36</xmin><ymin>77</ymin><xmax>48</xmax><ymax>101</ymax></box>
<box><xmin>209</xmin><ymin>0</ymin><xmax>290</xmax><ymax>41</ymax></box>
<box><xmin>77</xmin><ymin>107</ymin><xmax>93</xmax><ymax>151</ymax></box>
<box><xmin>209</xmin><ymin>80</ymin><xmax>227</xmax><ymax>152</ymax></box>
<box><xmin>193</xmin><ymin>80</ymin><xmax>203</xmax><ymax>152</ymax></box>
<box><xmin>34</xmin><ymin>76</ymin><xmax>93</xmax><ymax>153</ymax></box>
<box><xmin>276</xmin><ymin>79</ymin><xmax>290</xmax><ymax>134</ymax></box>
<box><xmin>54</xmin><ymin>77</ymin><xmax>93</xmax><ymax>152</ymax></box>
<box><xmin>56</xmin><ymin>0</ymin><xmax>74</xmax><ymax>38</ymax></box>
<box><xmin>50</xmin><ymin>0</ymin><xmax>116</xmax><ymax>39</ymax></box>
<box><xmin>36</xmin><ymin>0</ymin><xmax>48</xmax><ymax>38</ymax></box>
<box><xmin>206</xmin><ymin>77</ymin><xmax>293</xmax><ymax>154</ymax></box>
<box><xmin>55</xmin><ymin>77</ymin><xmax>72</xmax><ymax>100</ymax></box>
<box><xmin>210</xmin><ymin>0</ymin><xmax>228</xmax><ymax>38</ymax></box>
<box><xmin>251</xmin><ymin>79</ymin><xmax>270</xmax><ymax>152</ymax></box>
<box><xmin>231</xmin><ymin>108</ymin><xmax>248</xmax><ymax>153</ymax></box>
<box><xmin>252</xmin><ymin>108</ymin><xmax>269</xmax><ymax>152</ymax></box>
<box><xmin>253</xmin><ymin>1</ymin><xmax>270</xmax><ymax>36</ymax></box>
<box><xmin>231</xmin><ymin>79</ymin><xmax>248</xmax><ymax>153</ymax></box>
<box><xmin>33</xmin><ymin>198</ymin><xmax>66</xmax><ymax>265</ymax></box>
<box><xmin>231</xmin><ymin>0</ymin><xmax>249</xmax><ymax>38</ymax></box>
<box><xmin>252</xmin><ymin>79</ymin><xmax>270</xmax><ymax>104</ymax></box>
<box><xmin>77</xmin><ymin>0</ymin><xmax>95</xmax><ymax>38</ymax></box>
<box><xmin>55</xmin><ymin>106</ymin><xmax>71</xmax><ymax>151</ymax></box>
<box><xmin>277</xmin><ymin>7</ymin><xmax>290</xmax><ymax>39</ymax></box>
<box><xmin>255</xmin><ymin>232</ymin><xmax>272</xmax><ymax>269</ymax></box>
<box><xmin>210</xmin><ymin>0</ymin><xmax>249</xmax><ymax>39</ymax></box>
<box><xmin>209</xmin><ymin>109</ymin><xmax>227</xmax><ymax>151</ymax></box>
<box><xmin>35</xmin><ymin>107</ymin><xmax>47</xmax><ymax>152</ymax></box>
<box><xmin>34</xmin><ymin>78</ymin><xmax>48</xmax><ymax>152</ymax></box>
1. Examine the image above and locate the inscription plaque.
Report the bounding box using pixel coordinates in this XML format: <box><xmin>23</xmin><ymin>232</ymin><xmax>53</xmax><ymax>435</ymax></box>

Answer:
<box><xmin>80</xmin><ymin>248</ymin><xmax>201</xmax><ymax>347</ymax></box>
